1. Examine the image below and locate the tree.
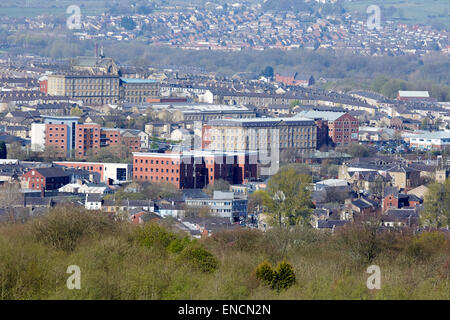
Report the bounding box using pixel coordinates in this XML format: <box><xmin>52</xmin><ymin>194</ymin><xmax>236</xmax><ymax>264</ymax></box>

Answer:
<box><xmin>0</xmin><ymin>182</ymin><xmax>24</xmax><ymax>223</ymax></box>
<box><xmin>70</xmin><ymin>107</ymin><xmax>83</xmax><ymax>116</ymax></box>
<box><xmin>0</xmin><ymin>141</ymin><xmax>6</xmax><ymax>159</ymax></box>
<box><xmin>261</xmin><ymin>66</ymin><xmax>274</xmax><ymax>78</ymax></box>
<box><xmin>420</xmin><ymin>118</ymin><xmax>431</xmax><ymax>131</ymax></box>
<box><xmin>290</xmin><ymin>100</ymin><xmax>300</xmax><ymax>108</ymax></box>
<box><xmin>420</xmin><ymin>179</ymin><xmax>450</xmax><ymax>229</ymax></box>
<box><xmin>340</xmin><ymin>143</ymin><xmax>370</xmax><ymax>158</ymax></box>
<box><xmin>203</xmin><ymin>179</ymin><xmax>231</xmax><ymax>196</ymax></box>
<box><xmin>121</xmin><ymin>17</ymin><xmax>137</xmax><ymax>31</ymax></box>
<box><xmin>261</xmin><ymin>167</ymin><xmax>314</xmax><ymax>227</ymax></box>
<box><xmin>6</xmin><ymin>142</ymin><xmax>26</xmax><ymax>160</ymax></box>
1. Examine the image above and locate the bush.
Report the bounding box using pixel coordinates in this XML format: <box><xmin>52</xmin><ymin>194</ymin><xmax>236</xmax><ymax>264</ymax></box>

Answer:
<box><xmin>134</xmin><ymin>223</ymin><xmax>177</xmax><ymax>250</ymax></box>
<box><xmin>30</xmin><ymin>206</ymin><xmax>116</xmax><ymax>252</ymax></box>
<box><xmin>167</xmin><ymin>236</ymin><xmax>191</xmax><ymax>253</ymax></box>
<box><xmin>255</xmin><ymin>261</ymin><xmax>275</xmax><ymax>286</ymax></box>
<box><xmin>255</xmin><ymin>260</ymin><xmax>296</xmax><ymax>291</ymax></box>
<box><xmin>207</xmin><ymin>228</ymin><xmax>265</xmax><ymax>252</ymax></box>
<box><xmin>406</xmin><ymin>231</ymin><xmax>448</xmax><ymax>261</ymax></box>
<box><xmin>178</xmin><ymin>245</ymin><xmax>218</xmax><ymax>273</ymax></box>
<box><xmin>272</xmin><ymin>261</ymin><xmax>296</xmax><ymax>291</ymax></box>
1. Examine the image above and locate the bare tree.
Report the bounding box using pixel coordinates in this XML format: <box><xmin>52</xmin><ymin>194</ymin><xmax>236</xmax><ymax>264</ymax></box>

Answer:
<box><xmin>0</xmin><ymin>182</ymin><xmax>24</xmax><ymax>223</ymax></box>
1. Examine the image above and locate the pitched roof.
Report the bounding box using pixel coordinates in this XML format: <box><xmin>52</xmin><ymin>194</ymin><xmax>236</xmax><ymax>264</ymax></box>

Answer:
<box><xmin>86</xmin><ymin>193</ymin><xmax>102</xmax><ymax>203</ymax></box>
<box><xmin>34</xmin><ymin>167</ymin><xmax>70</xmax><ymax>178</ymax></box>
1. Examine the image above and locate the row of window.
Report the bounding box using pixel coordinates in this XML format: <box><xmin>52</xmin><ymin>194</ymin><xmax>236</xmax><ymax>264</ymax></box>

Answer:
<box><xmin>135</xmin><ymin>175</ymin><xmax>179</xmax><ymax>182</ymax></box>
<box><xmin>135</xmin><ymin>167</ymin><xmax>179</xmax><ymax>174</ymax></box>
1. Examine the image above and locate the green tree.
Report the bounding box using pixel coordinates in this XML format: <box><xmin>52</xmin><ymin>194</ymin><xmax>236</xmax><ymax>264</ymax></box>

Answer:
<box><xmin>420</xmin><ymin>180</ymin><xmax>450</xmax><ymax>229</ymax></box>
<box><xmin>271</xmin><ymin>261</ymin><xmax>296</xmax><ymax>291</ymax></box>
<box><xmin>255</xmin><ymin>260</ymin><xmax>275</xmax><ymax>286</ymax></box>
<box><xmin>70</xmin><ymin>107</ymin><xmax>83</xmax><ymax>116</ymax></box>
<box><xmin>261</xmin><ymin>168</ymin><xmax>313</xmax><ymax>227</ymax></box>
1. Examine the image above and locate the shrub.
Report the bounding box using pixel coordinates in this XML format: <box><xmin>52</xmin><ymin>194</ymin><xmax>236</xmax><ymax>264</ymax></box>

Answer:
<box><xmin>255</xmin><ymin>261</ymin><xmax>275</xmax><ymax>286</ymax></box>
<box><xmin>406</xmin><ymin>231</ymin><xmax>448</xmax><ymax>261</ymax></box>
<box><xmin>272</xmin><ymin>261</ymin><xmax>296</xmax><ymax>291</ymax></box>
<box><xmin>30</xmin><ymin>206</ymin><xmax>116</xmax><ymax>252</ymax></box>
<box><xmin>255</xmin><ymin>260</ymin><xmax>296</xmax><ymax>291</ymax></box>
<box><xmin>178</xmin><ymin>245</ymin><xmax>218</xmax><ymax>273</ymax></box>
<box><xmin>167</xmin><ymin>236</ymin><xmax>191</xmax><ymax>253</ymax></box>
<box><xmin>207</xmin><ymin>228</ymin><xmax>265</xmax><ymax>252</ymax></box>
<box><xmin>134</xmin><ymin>222</ymin><xmax>177</xmax><ymax>250</ymax></box>
<box><xmin>334</xmin><ymin>222</ymin><xmax>382</xmax><ymax>264</ymax></box>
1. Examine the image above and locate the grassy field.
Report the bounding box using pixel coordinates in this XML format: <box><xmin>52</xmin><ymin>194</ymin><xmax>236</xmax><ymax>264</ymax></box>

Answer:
<box><xmin>0</xmin><ymin>206</ymin><xmax>448</xmax><ymax>300</ymax></box>
<box><xmin>344</xmin><ymin>0</ymin><xmax>450</xmax><ymax>28</ymax></box>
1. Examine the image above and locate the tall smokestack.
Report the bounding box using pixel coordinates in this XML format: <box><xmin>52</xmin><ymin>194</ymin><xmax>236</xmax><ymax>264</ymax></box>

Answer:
<box><xmin>95</xmin><ymin>43</ymin><xmax>98</xmax><ymax>57</ymax></box>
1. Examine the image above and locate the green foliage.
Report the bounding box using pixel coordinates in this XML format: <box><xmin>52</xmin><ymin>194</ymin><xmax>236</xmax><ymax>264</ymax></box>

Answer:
<box><xmin>255</xmin><ymin>260</ymin><xmax>296</xmax><ymax>291</ymax></box>
<box><xmin>177</xmin><ymin>244</ymin><xmax>218</xmax><ymax>273</ymax></box>
<box><xmin>406</xmin><ymin>231</ymin><xmax>448</xmax><ymax>261</ymax></box>
<box><xmin>167</xmin><ymin>236</ymin><xmax>191</xmax><ymax>254</ymax></box>
<box><xmin>30</xmin><ymin>206</ymin><xmax>116</xmax><ymax>253</ymax></box>
<box><xmin>70</xmin><ymin>107</ymin><xmax>83</xmax><ymax>116</ymax></box>
<box><xmin>255</xmin><ymin>261</ymin><xmax>275</xmax><ymax>286</ymax></box>
<box><xmin>272</xmin><ymin>261</ymin><xmax>296</xmax><ymax>291</ymax></box>
<box><xmin>421</xmin><ymin>179</ymin><xmax>450</xmax><ymax>228</ymax></box>
<box><xmin>134</xmin><ymin>223</ymin><xmax>177</xmax><ymax>250</ymax></box>
<box><xmin>262</xmin><ymin>167</ymin><xmax>314</xmax><ymax>227</ymax></box>
<box><xmin>0</xmin><ymin>206</ymin><xmax>449</xmax><ymax>299</ymax></box>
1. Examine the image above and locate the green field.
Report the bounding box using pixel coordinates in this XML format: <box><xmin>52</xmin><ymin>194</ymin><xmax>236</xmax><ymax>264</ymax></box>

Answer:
<box><xmin>344</xmin><ymin>0</ymin><xmax>450</xmax><ymax>29</ymax></box>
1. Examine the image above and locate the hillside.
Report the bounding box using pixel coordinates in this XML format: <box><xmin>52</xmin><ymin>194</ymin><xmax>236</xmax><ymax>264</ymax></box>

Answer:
<box><xmin>0</xmin><ymin>206</ymin><xmax>448</xmax><ymax>299</ymax></box>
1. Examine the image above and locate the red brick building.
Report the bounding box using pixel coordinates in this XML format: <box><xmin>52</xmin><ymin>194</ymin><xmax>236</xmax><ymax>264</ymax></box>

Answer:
<box><xmin>22</xmin><ymin>167</ymin><xmax>70</xmax><ymax>191</ymax></box>
<box><xmin>45</xmin><ymin>124</ymin><xmax>69</xmax><ymax>157</ymax></box>
<box><xmin>75</xmin><ymin>127</ymin><xmax>142</xmax><ymax>159</ymax></box>
<box><xmin>132</xmin><ymin>151</ymin><xmax>257</xmax><ymax>189</ymax></box>
<box><xmin>39</xmin><ymin>79</ymin><xmax>48</xmax><ymax>94</ymax></box>
<box><xmin>296</xmin><ymin>110</ymin><xmax>359</xmax><ymax>147</ymax></box>
<box><xmin>275</xmin><ymin>72</ymin><xmax>314</xmax><ymax>87</ymax></box>
<box><xmin>75</xmin><ymin>123</ymin><xmax>101</xmax><ymax>157</ymax></box>
<box><xmin>383</xmin><ymin>187</ymin><xmax>423</xmax><ymax>212</ymax></box>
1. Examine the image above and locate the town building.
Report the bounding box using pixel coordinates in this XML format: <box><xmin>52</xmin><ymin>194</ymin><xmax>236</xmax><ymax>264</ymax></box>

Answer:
<box><xmin>407</xmin><ymin>131</ymin><xmax>450</xmax><ymax>151</ymax></box>
<box><xmin>203</xmin><ymin>117</ymin><xmax>317</xmax><ymax>154</ymax></box>
<box><xmin>54</xmin><ymin>161</ymin><xmax>132</xmax><ymax>184</ymax></box>
<box><xmin>275</xmin><ymin>71</ymin><xmax>315</xmax><ymax>87</ymax></box>
<box><xmin>295</xmin><ymin>110</ymin><xmax>359</xmax><ymax>147</ymax></box>
<box><xmin>21</xmin><ymin>167</ymin><xmax>70</xmax><ymax>191</ymax></box>
<box><xmin>132</xmin><ymin>150</ymin><xmax>257</xmax><ymax>189</ymax></box>
<box><xmin>119</xmin><ymin>78</ymin><xmax>160</xmax><ymax>103</ymax></box>
<box><xmin>185</xmin><ymin>191</ymin><xmax>248</xmax><ymax>221</ymax></box>
<box><xmin>397</xmin><ymin>91</ymin><xmax>432</xmax><ymax>102</ymax></box>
